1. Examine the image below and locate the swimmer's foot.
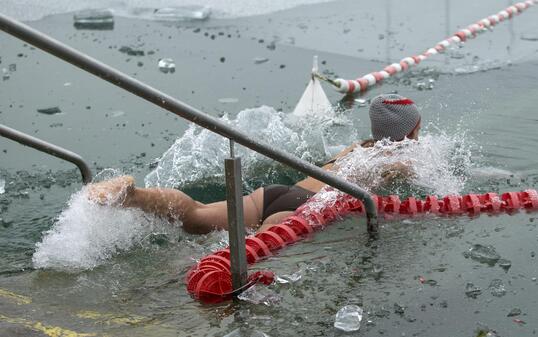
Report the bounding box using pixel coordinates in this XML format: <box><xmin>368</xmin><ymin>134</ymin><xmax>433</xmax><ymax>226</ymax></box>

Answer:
<box><xmin>87</xmin><ymin>175</ymin><xmax>135</xmax><ymax>206</ymax></box>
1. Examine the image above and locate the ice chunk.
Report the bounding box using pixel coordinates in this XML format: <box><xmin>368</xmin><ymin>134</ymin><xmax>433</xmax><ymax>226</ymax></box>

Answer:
<box><xmin>237</xmin><ymin>284</ymin><xmax>281</xmax><ymax>306</ymax></box>
<box><xmin>158</xmin><ymin>58</ymin><xmax>176</xmax><ymax>74</ymax></box>
<box><xmin>2</xmin><ymin>68</ymin><xmax>10</xmax><ymax>81</ymax></box>
<box><xmin>275</xmin><ymin>270</ymin><xmax>302</xmax><ymax>284</ymax></box>
<box><xmin>153</xmin><ymin>6</ymin><xmax>211</xmax><ymax>21</ymax></box>
<box><xmin>37</xmin><ymin>107</ymin><xmax>62</xmax><ymax>115</ymax></box>
<box><xmin>74</xmin><ymin>9</ymin><xmax>114</xmax><ymax>30</ymax></box>
<box><xmin>465</xmin><ymin>282</ymin><xmax>482</xmax><ymax>298</ymax></box>
<box><xmin>464</xmin><ymin>244</ymin><xmax>500</xmax><ymax>266</ymax></box>
<box><xmin>354</xmin><ymin>98</ymin><xmax>368</xmax><ymax>107</ymax></box>
<box><xmin>0</xmin><ymin>178</ymin><xmax>5</xmax><ymax>194</ymax></box>
<box><xmin>334</xmin><ymin>305</ymin><xmax>363</xmax><ymax>332</ymax></box>
<box><xmin>488</xmin><ymin>279</ymin><xmax>506</xmax><ymax>297</ymax></box>
<box><xmin>218</xmin><ymin>98</ymin><xmax>239</xmax><ymax>104</ymax></box>
<box><xmin>254</xmin><ymin>57</ymin><xmax>269</xmax><ymax>64</ymax></box>
<box><xmin>507</xmin><ymin>308</ymin><xmax>522</xmax><ymax>317</ymax></box>
<box><xmin>520</xmin><ymin>33</ymin><xmax>538</xmax><ymax>41</ymax></box>
<box><xmin>224</xmin><ymin>328</ymin><xmax>270</xmax><ymax>337</ymax></box>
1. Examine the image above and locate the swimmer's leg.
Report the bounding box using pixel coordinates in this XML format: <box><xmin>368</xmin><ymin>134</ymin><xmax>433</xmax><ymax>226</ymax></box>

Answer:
<box><xmin>88</xmin><ymin>176</ymin><xmax>264</xmax><ymax>234</ymax></box>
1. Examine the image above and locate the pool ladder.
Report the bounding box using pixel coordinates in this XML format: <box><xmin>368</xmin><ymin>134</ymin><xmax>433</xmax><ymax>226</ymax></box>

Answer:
<box><xmin>0</xmin><ymin>13</ymin><xmax>378</xmax><ymax>296</ymax></box>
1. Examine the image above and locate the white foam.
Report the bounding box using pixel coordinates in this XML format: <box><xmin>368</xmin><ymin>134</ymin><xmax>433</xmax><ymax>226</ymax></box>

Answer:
<box><xmin>311</xmin><ymin>127</ymin><xmax>475</xmax><ymax>210</ymax></box>
<box><xmin>32</xmin><ymin>189</ymin><xmax>178</xmax><ymax>270</ymax></box>
<box><xmin>144</xmin><ymin>105</ymin><xmax>341</xmax><ymax>189</ymax></box>
<box><xmin>3</xmin><ymin>0</ymin><xmax>336</xmax><ymax>22</ymax></box>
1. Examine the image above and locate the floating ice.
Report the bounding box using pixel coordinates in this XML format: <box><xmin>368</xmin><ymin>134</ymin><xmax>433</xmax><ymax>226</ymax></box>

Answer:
<box><xmin>153</xmin><ymin>6</ymin><xmax>211</xmax><ymax>21</ymax></box>
<box><xmin>334</xmin><ymin>305</ymin><xmax>363</xmax><ymax>332</ymax></box>
<box><xmin>464</xmin><ymin>244</ymin><xmax>501</xmax><ymax>266</ymax></box>
<box><xmin>73</xmin><ymin>9</ymin><xmax>114</xmax><ymax>30</ymax></box>
<box><xmin>224</xmin><ymin>328</ymin><xmax>270</xmax><ymax>337</ymax></box>
<box><xmin>275</xmin><ymin>270</ymin><xmax>302</xmax><ymax>284</ymax></box>
<box><xmin>520</xmin><ymin>33</ymin><xmax>538</xmax><ymax>42</ymax></box>
<box><xmin>2</xmin><ymin>0</ymin><xmax>339</xmax><ymax>21</ymax></box>
<box><xmin>465</xmin><ymin>283</ymin><xmax>482</xmax><ymax>298</ymax></box>
<box><xmin>0</xmin><ymin>179</ymin><xmax>5</xmax><ymax>194</ymax></box>
<box><xmin>37</xmin><ymin>107</ymin><xmax>62</xmax><ymax>115</ymax></box>
<box><xmin>254</xmin><ymin>57</ymin><xmax>269</xmax><ymax>64</ymax></box>
<box><xmin>489</xmin><ymin>279</ymin><xmax>506</xmax><ymax>297</ymax></box>
<box><xmin>158</xmin><ymin>58</ymin><xmax>176</xmax><ymax>74</ymax></box>
<box><xmin>218</xmin><ymin>97</ymin><xmax>239</xmax><ymax>104</ymax></box>
<box><xmin>2</xmin><ymin>68</ymin><xmax>10</xmax><ymax>81</ymax></box>
<box><xmin>237</xmin><ymin>284</ymin><xmax>281</xmax><ymax>306</ymax></box>
<box><xmin>507</xmin><ymin>308</ymin><xmax>522</xmax><ymax>317</ymax></box>
<box><xmin>354</xmin><ymin>98</ymin><xmax>368</xmax><ymax>107</ymax></box>
<box><xmin>498</xmin><ymin>259</ymin><xmax>512</xmax><ymax>271</ymax></box>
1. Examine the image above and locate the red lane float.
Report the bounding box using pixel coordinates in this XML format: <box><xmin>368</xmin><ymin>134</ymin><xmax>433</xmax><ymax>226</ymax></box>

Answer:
<box><xmin>331</xmin><ymin>0</ymin><xmax>538</xmax><ymax>94</ymax></box>
<box><xmin>186</xmin><ymin>189</ymin><xmax>538</xmax><ymax>303</ymax></box>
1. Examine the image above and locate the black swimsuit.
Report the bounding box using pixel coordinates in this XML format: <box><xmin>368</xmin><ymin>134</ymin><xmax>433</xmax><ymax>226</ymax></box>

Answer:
<box><xmin>262</xmin><ymin>184</ymin><xmax>314</xmax><ymax>221</ymax></box>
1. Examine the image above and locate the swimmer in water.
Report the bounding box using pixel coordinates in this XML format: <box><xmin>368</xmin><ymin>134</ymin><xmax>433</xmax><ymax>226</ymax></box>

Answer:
<box><xmin>88</xmin><ymin>94</ymin><xmax>421</xmax><ymax>234</ymax></box>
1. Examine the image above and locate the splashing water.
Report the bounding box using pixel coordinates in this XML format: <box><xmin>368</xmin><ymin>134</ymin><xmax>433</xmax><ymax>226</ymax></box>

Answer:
<box><xmin>32</xmin><ymin>189</ymin><xmax>179</xmax><ymax>270</ymax></box>
<box><xmin>33</xmin><ymin>106</ymin><xmax>476</xmax><ymax>269</ymax></box>
<box><xmin>144</xmin><ymin>105</ymin><xmax>351</xmax><ymax>189</ymax></box>
<box><xmin>308</xmin><ymin>127</ymin><xmax>475</xmax><ymax>213</ymax></box>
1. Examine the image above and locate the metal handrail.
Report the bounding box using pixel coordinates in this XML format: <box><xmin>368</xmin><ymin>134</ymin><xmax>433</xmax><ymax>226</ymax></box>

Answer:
<box><xmin>0</xmin><ymin>123</ymin><xmax>93</xmax><ymax>184</ymax></box>
<box><xmin>0</xmin><ymin>13</ymin><xmax>377</xmax><ymax>231</ymax></box>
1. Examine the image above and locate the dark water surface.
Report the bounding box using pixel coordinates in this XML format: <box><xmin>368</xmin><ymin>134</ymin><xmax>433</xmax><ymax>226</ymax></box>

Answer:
<box><xmin>1</xmin><ymin>0</ymin><xmax>538</xmax><ymax>336</ymax></box>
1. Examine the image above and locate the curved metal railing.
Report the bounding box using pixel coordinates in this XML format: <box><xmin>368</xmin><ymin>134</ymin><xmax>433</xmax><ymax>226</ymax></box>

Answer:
<box><xmin>0</xmin><ymin>123</ymin><xmax>92</xmax><ymax>184</ymax></box>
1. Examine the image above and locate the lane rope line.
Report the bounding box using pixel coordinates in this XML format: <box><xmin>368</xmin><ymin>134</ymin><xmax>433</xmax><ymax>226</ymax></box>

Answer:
<box><xmin>324</xmin><ymin>0</ymin><xmax>538</xmax><ymax>94</ymax></box>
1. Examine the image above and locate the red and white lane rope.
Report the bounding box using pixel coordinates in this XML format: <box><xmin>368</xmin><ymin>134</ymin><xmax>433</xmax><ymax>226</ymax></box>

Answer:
<box><xmin>325</xmin><ymin>0</ymin><xmax>538</xmax><ymax>94</ymax></box>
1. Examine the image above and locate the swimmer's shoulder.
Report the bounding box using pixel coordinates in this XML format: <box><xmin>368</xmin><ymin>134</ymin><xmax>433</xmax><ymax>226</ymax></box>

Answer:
<box><xmin>323</xmin><ymin>139</ymin><xmax>374</xmax><ymax>167</ymax></box>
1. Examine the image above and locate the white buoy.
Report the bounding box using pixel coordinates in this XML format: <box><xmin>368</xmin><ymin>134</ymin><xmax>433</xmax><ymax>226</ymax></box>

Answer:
<box><xmin>292</xmin><ymin>56</ymin><xmax>333</xmax><ymax>117</ymax></box>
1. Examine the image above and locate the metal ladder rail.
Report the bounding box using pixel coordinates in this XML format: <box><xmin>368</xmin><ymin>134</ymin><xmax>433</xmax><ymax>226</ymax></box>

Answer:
<box><xmin>0</xmin><ymin>123</ymin><xmax>93</xmax><ymax>184</ymax></box>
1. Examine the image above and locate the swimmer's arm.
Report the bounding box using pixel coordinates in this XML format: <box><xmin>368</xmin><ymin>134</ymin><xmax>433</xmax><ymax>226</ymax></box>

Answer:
<box><xmin>380</xmin><ymin>161</ymin><xmax>415</xmax><ymax>183</ymax></box>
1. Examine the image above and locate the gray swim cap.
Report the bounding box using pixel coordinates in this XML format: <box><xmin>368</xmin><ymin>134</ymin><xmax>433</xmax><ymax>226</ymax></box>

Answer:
<box><xmin>369</xmin><ymin>94</ymin><xmax>421</xmax><ymax>141</ymax></box>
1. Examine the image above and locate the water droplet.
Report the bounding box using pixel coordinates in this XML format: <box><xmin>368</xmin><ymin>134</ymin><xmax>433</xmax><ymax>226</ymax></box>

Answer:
<box><xmin>158</xmin><ymin>58</ymin><xmax>176</xmax><ymax>73</ymax></box>
<box><xmin>334</xmin><ymin>305</ymin><xmax>363</xmax><ymax>332</ymax></box>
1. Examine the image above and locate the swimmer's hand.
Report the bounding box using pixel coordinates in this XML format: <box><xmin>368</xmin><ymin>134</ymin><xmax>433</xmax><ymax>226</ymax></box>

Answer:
<box><xmin>380</xmin><ymin>161</ymin><xmax>414</xmax><ymax>184</ymax></box>
<box><xmin>87</xmin><ymin>175</ymin><xmax>135</xmax><ymax>206</ymax></box>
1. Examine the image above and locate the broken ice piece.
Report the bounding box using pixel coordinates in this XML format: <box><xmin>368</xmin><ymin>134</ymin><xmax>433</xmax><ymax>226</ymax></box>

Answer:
<box><xmin>153</xmin><ymin>6</ymin><xmax>211</xmax><ymax>21</ymax></box>
<box><xmin>74</xmin><ymin>9</ymin><xmax>114</xmax><ymax>30</ymax></box>
<box><xmin>37</xmin><ymin>107</ymin><xmax>62</xmax><ymax>115</ymax></box>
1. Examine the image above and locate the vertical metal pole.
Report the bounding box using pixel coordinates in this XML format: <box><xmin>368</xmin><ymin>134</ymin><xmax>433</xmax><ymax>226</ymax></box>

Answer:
<box><xmin>225</xmin><ymin>140</ymin><xmax>248</xmax><ymax>292</ymax></box>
